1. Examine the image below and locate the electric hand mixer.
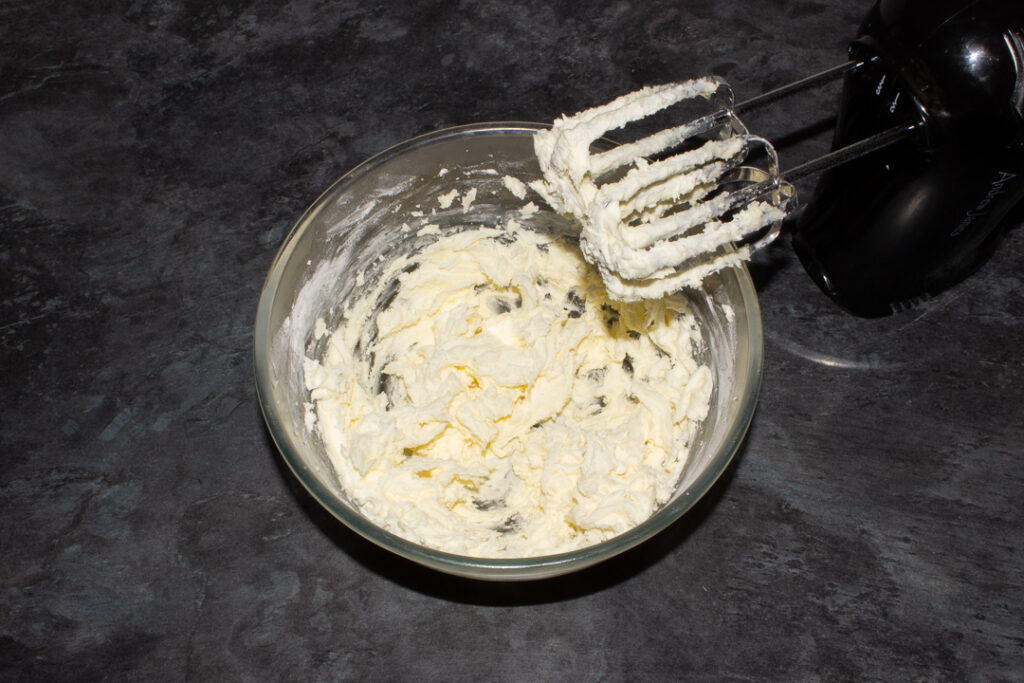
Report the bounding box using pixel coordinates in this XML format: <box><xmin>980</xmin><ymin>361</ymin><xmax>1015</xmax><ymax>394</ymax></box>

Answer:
<box><xmin>534</xmin><ymin>0</ymin><xmax>1024</xmax><ymax>317</ymax></box>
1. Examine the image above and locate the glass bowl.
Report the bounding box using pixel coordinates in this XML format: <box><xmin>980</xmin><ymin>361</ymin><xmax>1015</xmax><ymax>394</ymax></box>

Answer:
<box><xmin>253</xmin><ymin>122</ymin><xmax>763</xmax><ymax>581</ymax></box>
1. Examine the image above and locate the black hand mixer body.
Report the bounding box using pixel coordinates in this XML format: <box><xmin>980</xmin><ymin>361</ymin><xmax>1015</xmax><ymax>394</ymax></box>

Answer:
<box><xmin>794</xmin><ymin>0</ymin><xmax>1024</xmax><ymax>317</ymax></box>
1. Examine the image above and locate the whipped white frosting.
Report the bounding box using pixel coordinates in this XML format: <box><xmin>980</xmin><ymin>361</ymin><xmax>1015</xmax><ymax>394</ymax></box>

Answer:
<box><xmin>304</xmin><ymin>222</ymin><xmax>712</xmax><ymax>558</ymax></box>
<box><xmin>531</xmin><ymin>81</ymin><xmax>787</xmax><ymax>301</ymax></box>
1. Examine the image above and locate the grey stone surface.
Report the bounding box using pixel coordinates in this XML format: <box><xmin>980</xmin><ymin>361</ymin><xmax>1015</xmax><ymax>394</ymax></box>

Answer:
<box><xmin>2</xmin><ymin>0</ymin><xmax>1022</xmax><ymax>680</ymax></box>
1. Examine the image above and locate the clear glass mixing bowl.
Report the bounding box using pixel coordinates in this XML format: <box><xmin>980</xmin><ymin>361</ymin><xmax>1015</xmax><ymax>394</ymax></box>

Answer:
<box><xmin>253</xmin><ymin>122</ymin><xmax>763</xmax><ymax>581</ymax></box>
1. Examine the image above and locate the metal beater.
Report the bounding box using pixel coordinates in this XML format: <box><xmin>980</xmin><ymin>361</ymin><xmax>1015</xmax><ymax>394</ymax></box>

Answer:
<box><xmin>535</xmin><ymin>0</ymin><xmax>1024</xmax><ymax>316</ymax></box>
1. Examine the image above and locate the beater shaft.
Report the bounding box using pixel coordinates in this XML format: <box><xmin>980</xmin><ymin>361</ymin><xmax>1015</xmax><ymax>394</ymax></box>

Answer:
<box><xmin>734</xmin><ymin>58</ymin><xmax>920</xmax><ymax>181</ymax></box>
<box><xmin>785</xmin><ymin>121</ymin><xmax>919</xmax><ymax>181</ymax></box>
<box><xmin>734</xmin><ymin>61</ymin><xmax>865</xmax><ymax>114</ymax></box>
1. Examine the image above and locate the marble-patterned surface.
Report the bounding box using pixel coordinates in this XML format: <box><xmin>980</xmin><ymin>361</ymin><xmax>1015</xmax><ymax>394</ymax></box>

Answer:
<box><xmin>2</xmin><ymin>1</ymin><xmax>1022</xmax><ymax>680</ymax></box>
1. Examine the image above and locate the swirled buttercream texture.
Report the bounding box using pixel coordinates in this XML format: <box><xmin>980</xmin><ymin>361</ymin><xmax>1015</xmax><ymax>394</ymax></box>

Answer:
<box><xmin>304</xmin><ymin>224</ymin><xmax>712</xmax><ymax>557</ymax></box>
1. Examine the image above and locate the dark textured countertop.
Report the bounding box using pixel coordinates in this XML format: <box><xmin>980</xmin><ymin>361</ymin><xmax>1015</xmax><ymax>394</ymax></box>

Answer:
<box><xmin>3</xmin><ymin>1</ymin><xmax>1023</xmax><ymax>680</ymax></box>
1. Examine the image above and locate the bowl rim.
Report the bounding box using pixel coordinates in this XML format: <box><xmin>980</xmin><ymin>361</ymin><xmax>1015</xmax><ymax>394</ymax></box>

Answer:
<box><xmin>253</xmin><ymin>121</ymin><xmax>764</xmax><ymax>580</ymax></box>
